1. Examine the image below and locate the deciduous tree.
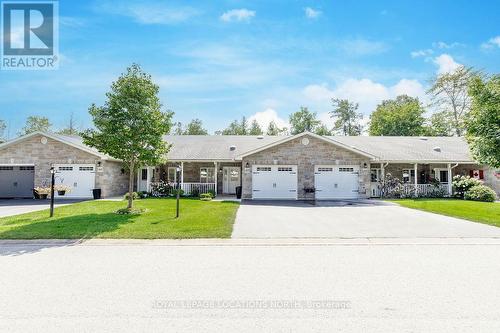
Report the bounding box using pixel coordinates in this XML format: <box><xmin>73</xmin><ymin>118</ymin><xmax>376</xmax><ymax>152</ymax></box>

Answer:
<box><xmin>266</xmin><ymin>121</ymin><xmax>288</xmax><ymax>136</ymax></box>
<box><xmin>82</xmin><ymin>64</ymin><xmax>173</xmax><ymax>210</ymax></box>
<box><xmin>369</xmin><ymin>95</ymin><xmax>426</xmax><ymax>136</ymax></box>
<box><xmin>19</xmin><ymin>116</ymin><xmax>52</xmax><ymax>135</ymax></box>
<box><xmin>289</xmin><ymin>107</ymin><xmax>320</xmax><ymax>135</ymax></box>
<box><xmin>465</xmin><ymin>75</ymin><xmax>500</xmax><ymax>168</ymax></box>
<box><xmin>427</xmin><ymin>66</ymin><xmax>477</xmax><ymax>136</ymax></box>
<box><xmin>184</xmin><ymin>118</ymin><xmax>208</xmax><ymax>135</ymax></box>
<box><xmin>330</xmin><ymin>99</ymin><xmax>363</xmax><ymax>136</ymax></box>
<box><xmin>248</xmin><ymin>119</ymin><xmax>263</xmax><ymax>135</ymax></box>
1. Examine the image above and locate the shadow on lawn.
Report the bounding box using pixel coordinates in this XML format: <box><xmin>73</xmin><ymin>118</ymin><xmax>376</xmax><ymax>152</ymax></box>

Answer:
<box><xmin>0</xmin><ymin>213</ymin><xmax>136</xmax><ymax>256</ymax></box>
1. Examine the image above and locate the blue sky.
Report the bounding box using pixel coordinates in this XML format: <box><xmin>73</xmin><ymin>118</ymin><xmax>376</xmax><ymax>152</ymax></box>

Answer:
<box><xmin>1</xmin><ymin>0</ymin><xmax>499</xmax><ymax>137</ymax></box>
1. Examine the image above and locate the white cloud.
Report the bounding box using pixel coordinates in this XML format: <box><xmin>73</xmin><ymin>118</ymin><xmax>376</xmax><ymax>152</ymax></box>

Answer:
<box><xmin>96</xmin><ymin>2</ymin><xmax>198</xmax><ymax>24</ymax></box>
<box><xmin>303</xmin><ymin>78</ymin><xmax>426</xmax><ymax>116</ymax></box>
<box><xmin>433</xmin><ymin>54</ymin><xmax>461</xmax><ymax>74</ymax></box>
<box><xmin>304</xmin><ymin>7</ymin><xmax>321</xmax><ymax>19</ymax></box>
<box><xmin>433</xmin><ymin>41</ymin><xmax>464</xmax><ymax>49</ymax></box>
<box><xmin>339</xmin><ymin>38</ymin><xmax>388</xmax><ymax>56</ymax></box>
<box><xmin>220</xmin><ymin>9</ymin><xmax>255</xmax><ymax>22</ymax></box>
<box><xmin>481</xmin><ymin>36</ymin><xmax>500</xmax><ymax>49</ymax></box>
<box><xmin>410</xmin><ymin>49</ymin><xmax>433</xmax><ymax>58</ymax></box>
<box><xmin>248</xmin><ymin>108</ymin><xmax>289</xmax><ymax>130</ymax></box>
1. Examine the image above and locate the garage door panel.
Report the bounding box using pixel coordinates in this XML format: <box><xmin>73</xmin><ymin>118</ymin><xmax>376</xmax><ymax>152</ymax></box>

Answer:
<box><xmin>315</xmin><ymin>165</ymin><xmax>359</xmax><ymax>199</ymax></box>
<box><xmin>54</xmin><ymin>164</ymin><xmax>95</xmax><ymax>198</ymax></box>
<box><xmin>252</xmin><ymin>165</ymin><xmax>297</xmax><ymax>200</ymax></box>
<box><xmin>0</xmin><ymin>166</ymin><xmax>34</xmax><ymax>198</ymax></box>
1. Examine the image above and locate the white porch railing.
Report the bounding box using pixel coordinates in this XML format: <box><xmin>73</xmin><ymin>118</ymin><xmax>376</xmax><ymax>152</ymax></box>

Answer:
<box><xmin>401</xmin><ymin>183</ymin><xmax>450</xmax><ymax>197</ymax></box>
<box><xmin>181</xmin><ymin>183</ymin><xmax>216</xmax><ymax>195</ymax></box>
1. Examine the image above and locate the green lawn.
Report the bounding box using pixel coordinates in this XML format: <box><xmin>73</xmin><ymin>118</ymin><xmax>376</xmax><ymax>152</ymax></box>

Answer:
<box><xmin>0</xmin><ymin>199</ymin><xmax>240</xmax><ymax>239</ymax></box>
<box><xmin>389</xmin><ymin>199</ymin><xmax>500</xmax><ymax>227</ymax></box>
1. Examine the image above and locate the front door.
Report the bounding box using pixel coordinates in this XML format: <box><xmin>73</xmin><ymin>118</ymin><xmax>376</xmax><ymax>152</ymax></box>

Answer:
<box><xmin>138</xmin><ymin>168</ymin><xmax>150</xmax><ymax>192</ymax></box>
<box><xmin>223</xmin><ymin>167</ymin><xmax>240</xmax><ymax>194</ymax></box>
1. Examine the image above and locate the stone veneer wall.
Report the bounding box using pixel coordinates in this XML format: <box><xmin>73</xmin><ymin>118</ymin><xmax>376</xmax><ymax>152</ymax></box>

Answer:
<box><xmin>0</xmin><ymin>134</ymin><xmax>129</xmax><ymax>198</ymax></box>
<box><xmin>241</xmin><ymin>135</ymin><xmax>371</xmax><ymax>200</ymax></box>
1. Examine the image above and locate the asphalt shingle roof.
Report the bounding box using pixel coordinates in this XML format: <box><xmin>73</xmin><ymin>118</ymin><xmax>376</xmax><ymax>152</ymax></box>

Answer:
<box><xmin>2</xmin><ymin>132</ymin><xmax>473</xmax><ymax>163</ymax></box>
<box><xmin>163</xmin><ymin>135</ymin><xmax>284</xmax><ymax>160</ymax></box>
<box><xmin>163</xmin><ymin>135</ymin><xmax>474</xmax><ymax>162</ymax></box>
<box><xmin>329</xmin><ymin>136</ymin><xmax>474</xmax><ymax>162</ymax></box>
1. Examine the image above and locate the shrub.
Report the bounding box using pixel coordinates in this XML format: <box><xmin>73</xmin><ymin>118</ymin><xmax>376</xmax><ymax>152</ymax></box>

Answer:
<box><xmin>150</xmin><ymin>181</ymin><xmax>173</xmax><ymax>197</ymax></box>
<box><xmin>115</xmin><ymin>208</ymin><xmax>146</xmax><ymax>215</ymax></box>
<box><xmin>138</xmin><ymin>191</ymin><xmax>149</xmax><ymax>199</ymax></box>
<box><xmin>124</xmin><ymin>192</ymin><xmax>139</xmax><ymax>200</ymax></box>
<box><xmin>170</xmin><ymin>188</ymin><xmax>184</xmax><ymax>197</ymax></box>
<box><xmin>208</xmin><ymin>189</ymin><xmax>216</xmax><ymax>198</ymax></box>
<box><xmin>452</xmin><ymin>175</ymin><xmax>482</xmax><ymax>199</ymax></box>
<box><xmin>464</xmin><ymin>185</ymin><xmax>497</xmax><ymax>202</ymax></box>
<box><xmin>200</xmin><ymin>192</ymin><xmax>213</xmax><ymax>201</ymax></box>
<box><xmin>379</xmin><ymin>173</ymin><xmax>408</xmax><ymax>198</ymax></box>
<box><xmin>190</xmin><ymin>186</ymin><xmax>200</xmax><ymax>198</ymax></box>
<box><xmin>200</xmin><ymin>193</ymin><xmax>213</xmax><ymax>201</ymax></box>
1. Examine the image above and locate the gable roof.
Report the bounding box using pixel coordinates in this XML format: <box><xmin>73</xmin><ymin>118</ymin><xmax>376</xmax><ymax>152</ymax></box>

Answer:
<box><xmin>0</xmin><ymin>132</ymin><xmax>476</xmax><ymax>163</ymax></box>
<box><xmin>236</xmin><ymin>132</ymin><xmax>376</xmax><ymax>160</ymax></box>
<box><xmin>163</xmin><ymin>135</ymin><xmax>284</xmax><ymax>161</ymax></box>
<box><xmin>0</xmin><ymin>132</ymin><xmax>117</xmax><ymax>160</ymax></box>
<box><xmin>330</xmin><ymin>136</ymin><xmax>474</xmax><ymax>162</ymax></box>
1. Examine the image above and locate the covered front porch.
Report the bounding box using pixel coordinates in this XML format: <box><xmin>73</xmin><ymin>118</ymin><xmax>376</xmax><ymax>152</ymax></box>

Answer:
<box><xmin>137</xmin><ymin>161</ymin><xmax>242</xmax><ymax>196</ymax></box>
<box><xmin>369</xmin><ymin>162</ymin><xmax>481</xmax><ymax>198</ymax></box>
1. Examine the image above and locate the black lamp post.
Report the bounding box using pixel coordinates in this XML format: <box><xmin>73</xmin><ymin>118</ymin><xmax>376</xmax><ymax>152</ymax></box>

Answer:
<box><xmin>50</xmin><ymin>167</ymin><xmax>55</xmax><ymax>217</ymax></box>
<box><xmin>176</xmin><ymin>165</ymin><xmax>181</xmax><ymax>218</ymax></box>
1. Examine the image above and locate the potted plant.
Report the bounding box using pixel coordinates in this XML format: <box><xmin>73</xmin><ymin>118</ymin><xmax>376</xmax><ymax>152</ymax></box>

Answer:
<box><xmin>54</xmin><ymin>184</ymin><xmax>72</xmax><ymax>196</ymax></box>
<box><xmin>34</xmin><ymin>187</ymin><xmax>51</xmax><ymax>199</ymax></box>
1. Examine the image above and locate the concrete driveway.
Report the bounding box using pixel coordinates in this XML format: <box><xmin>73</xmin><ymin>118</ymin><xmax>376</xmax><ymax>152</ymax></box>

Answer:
<box><xmin>232</xmin><ymin>200</ymin><xmax>500</xmax><ymax>238</ymax></box>
<box><xmin>0</xmin><ymin>199</ymin><xmax>86</xmax><ymax>218</ymax></box>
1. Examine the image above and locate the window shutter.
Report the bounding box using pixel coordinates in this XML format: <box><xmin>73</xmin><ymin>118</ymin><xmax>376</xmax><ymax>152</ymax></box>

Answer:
<box><xmin>479</xmin><ymin>170</ymin><xmax>484</xmax><ymax>180</ymax></box>
<box><xmin>469</xmin><ymin>170</ymin><xmax>474</xmax><ymax>177</ymax></box>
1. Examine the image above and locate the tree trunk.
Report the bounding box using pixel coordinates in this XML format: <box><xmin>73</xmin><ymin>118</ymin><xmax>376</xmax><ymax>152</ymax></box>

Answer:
<box><xmin>127</xmin><ymin>161</ymin><xmax>135</xmax><ymax>210</ymax></box>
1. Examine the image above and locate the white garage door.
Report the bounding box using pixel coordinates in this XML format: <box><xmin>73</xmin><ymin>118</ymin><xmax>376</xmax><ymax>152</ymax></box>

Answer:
<box><xmin>314</xmin><ymin>165</ymin><xmax>359</xmax><ymax>199</ymax></box>
<box><xmin>252</xmin><ymin>165</ymin><xmax>297</xmax><ymax>199</ymax></box>
<box><xmin>54</xmin><ymin>164</ymin><xmax>96</xmax><ymax>198</ymax></box>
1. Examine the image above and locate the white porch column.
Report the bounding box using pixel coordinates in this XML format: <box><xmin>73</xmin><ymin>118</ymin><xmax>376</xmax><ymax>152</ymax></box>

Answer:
<box><xmin>414</xmin><ymin>163</ymin><xmax>418</xmax><ymax>197</ymax></box>
<box><xmin>447</xmin><ymin>163</ymin><xmax>452</xmax><ymax>196</ymax></box>
<box><xmin>214</xmin><ymin>161</ymin><xmax>218</xmax><ymax>195</ymax></box>
<box><xmin>180</xmin><ymin>162</ymin><xmax>184</xmax><ymax>189</ymax></box>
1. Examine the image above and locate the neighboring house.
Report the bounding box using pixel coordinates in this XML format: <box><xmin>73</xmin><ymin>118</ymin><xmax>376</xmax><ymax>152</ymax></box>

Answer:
<box><xmin>0</xmin><ymin>131</ymin><xmax>498</xmax><ymax>199</ymax></box>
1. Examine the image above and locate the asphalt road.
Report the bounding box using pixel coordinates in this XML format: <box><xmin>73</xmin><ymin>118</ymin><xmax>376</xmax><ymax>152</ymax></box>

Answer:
<box><xmin>1</xmin><ymin>239</ymin><xmax>500</xmax><ymax>332</ymax></box>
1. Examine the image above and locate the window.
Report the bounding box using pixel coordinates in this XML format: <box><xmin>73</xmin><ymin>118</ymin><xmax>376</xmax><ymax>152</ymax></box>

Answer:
<box><xmin>20</xmin><ymin>166</ymin><xmax>34</xmax><ymax>171</ymax></box>
<box><xmin>58</xmin><ymin>166</ymin><xmax>73</xmax><ymax>171</ymax></box>
<box><xmin>79</xmin><ymin>166</ymin><xmax>94</xmax><ymax>171</ymax></box>
<box><xmin>339</xmin><ymin>167</ymin><xmax>354</xmax><ymax>172</ymax></box>
<box><xmin>370</xmin><ymin>169</ymin><xmax>380</xmax><ymax>182</ymax></box>
<box><xmin>200</xmin><ymin>167</ymin><xmax>215</xmax><ymax>183</ymax></box>
<box><xmin>318</xmin><ymin>167</ymin><xmax>333</xmax><ymax>172</ymax></box>
<box><xmin>434</xmin><ymin>169</ymin><xmax>449</xmax><ymax>183</ymax></box>
<box><xmin>167</xmin><ymin>167</ymin><xmax>177</xmax><ymax>183</ymax></box>
<box><xmin>402</xmin><ymin>169</ymin><xmax>415</xmax><ymax>183</ymax></box>
<box><xmin>141</xmin><ymin>169</ymin><xmax>148</xmax><ymax>181</ymax></box>
<box><xmin>0</xmin><ymin>166</ymin><xmax>14</xmax><ymax>170</ymax></box>
<box><xmin>256</xmin><ymin>167</ymin><xmax>271</xmax><ymax>172</ymax></box>
<box><xmin>278</xmin><ymin>167</ymin><xmax>293</xmax><ymax>172</ymax></box>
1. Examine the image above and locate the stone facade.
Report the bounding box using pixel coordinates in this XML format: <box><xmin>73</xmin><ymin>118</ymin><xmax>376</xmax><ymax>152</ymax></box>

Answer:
<box><xmin>0</xmin><ymin>134</ymin><xmax>129</xmax><ymax>198</ymax></box>
<box><xmin>241</xmin><ymin>134</ymin><xmax>371</xmax><ymax>200</ymax></box>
